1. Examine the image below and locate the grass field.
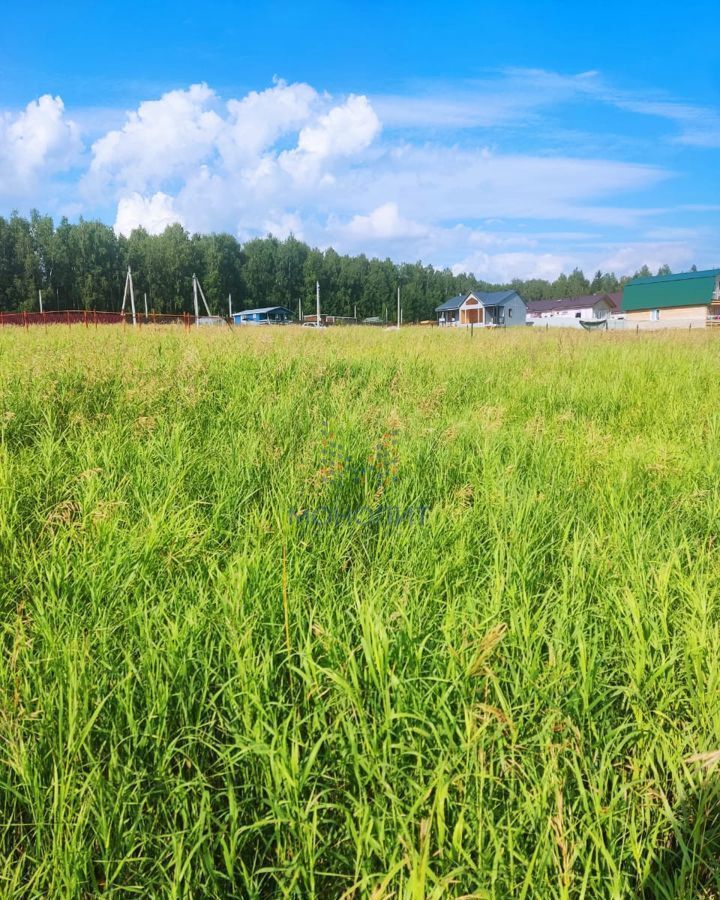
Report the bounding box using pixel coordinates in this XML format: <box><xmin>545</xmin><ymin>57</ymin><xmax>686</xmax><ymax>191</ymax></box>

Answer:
<box><xmin>2</xmin><ymin>325</ymin><xmax>720</xmax><ymax>897</ymax></box>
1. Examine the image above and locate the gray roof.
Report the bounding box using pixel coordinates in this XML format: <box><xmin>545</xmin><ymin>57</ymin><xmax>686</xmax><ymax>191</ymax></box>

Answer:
<box><xmin>235</xmin><ymin>306</ymin><xmax>292</xmax><ymax>316</ymax></box>
<box><xmin>435</xmin><ymin>293</ymin><xmax>466</xmax><ymax>312</ymax></box>
<box><xmin>435</xmin><ymin>290</ymin><xmax>519</xmax><ymax>313</ymax></box>
<box><xmin>527</xmin><ymin>294</ymin><xmax>616</xmax><ymax>314</ymax></box>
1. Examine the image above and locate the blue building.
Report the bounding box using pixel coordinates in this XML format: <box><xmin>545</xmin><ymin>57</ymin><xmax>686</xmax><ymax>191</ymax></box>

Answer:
<box><xmin>435</xmin><ymin>290</ymin><xmax>527</xmax><ymax>327</ymax></box>
<box><xmin>232</xmin><ymin>306</ymin><xmax>293</xmax><ymax>325</ymax></box>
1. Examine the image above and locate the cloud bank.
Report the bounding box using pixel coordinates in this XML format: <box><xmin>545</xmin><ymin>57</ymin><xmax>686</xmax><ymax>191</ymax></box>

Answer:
<box><xmin>1</xmin><ymin>70</ymin><xmax>718</xmax><ymax>281</ymax></box>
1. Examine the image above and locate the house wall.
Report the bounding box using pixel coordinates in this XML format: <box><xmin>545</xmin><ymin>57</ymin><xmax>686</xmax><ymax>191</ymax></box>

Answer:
<box><xmin>537</xmin><ymin>302</ymin><xmax>611</xmax><ymax>319</ymax></box>
<box><xmin>593</xmin><ymin>299</ymin><xmax>613</xmax><ymax>317</ymax></box>
<box><xmin>625</xmin><ymin>305</ymin><xmax>708</xmax><ymax>326</ymax></box>
<box><xmin>537</xmin><ymin>307</ymin><xmax>591</xmax><ymax>319</ymax></box>
<box><xmin>235</xmin><ymin>313</ymin><xmax>265</xmax><ymax>324</ymax></box>
<box><xmin>502</xmin><ymin>293</ymin><xmax>527</xmax><ymax>327</ymax></box>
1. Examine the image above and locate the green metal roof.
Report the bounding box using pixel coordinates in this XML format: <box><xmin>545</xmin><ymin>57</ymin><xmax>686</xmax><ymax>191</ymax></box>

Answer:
<box><xmin>622</xmin><ymin>268</ymin><xmax>720</xmax><ymax>312</ymax></box>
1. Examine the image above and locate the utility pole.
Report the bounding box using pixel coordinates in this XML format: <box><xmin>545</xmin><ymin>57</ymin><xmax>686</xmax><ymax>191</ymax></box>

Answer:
<box><xmin>121</xmin><ymin>267</ymin><xmax>137</xmax><ymax>326</ymax></box>
<box><xmin>129</xmin><ymin>270</ymin><xmax>136</xmax><ymax>325</ymax></box>
<box><xmin>144</xmin><ymin>292</ymin><xmax>148</xmax><ymax>317</ymax></box>
<box><xmin>228</xmin><ymin>293</ymin><xmax>232</xmax><ymax>318</ymax></box>
<box><xmin>192</xmin><ymin>274</ymin><xmax>200</xmax><ymax>327</ymax></box>
<box><xmin>316</xmin><ymin>280</ymin><xmax>320</xmax><ymax>327</ymax></box>
<box><xmin>397</xmin><ymin>285</ymin><xmax>401</xmax><ymax>328</ymax></box>
<box><xmin>38</xmin><ymin>290</ymin><xmax>43</xmax><ymax>314</ymax></box>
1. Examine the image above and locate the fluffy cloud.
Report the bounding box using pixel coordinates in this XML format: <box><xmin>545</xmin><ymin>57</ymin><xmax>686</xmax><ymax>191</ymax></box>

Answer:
<box><xmin>219</xmin><ymin>80</ymin><xmax>319</xmax><ymax>166</ymax></box>
<box><xmin>114</xmin><ymin>191</ymin><xmax>184</xmax><ymax>236</ymax></box>
<box><xmin>596</xmin><ymin>242</ymin><xmax>696</xmax><ymax>275</ymax></box>
<box><xmin>293</xmin><ymin>95</ymin><xmax>379</xmax><ymax>158</ymax></box>
<box><xmin>277</xmin><ymin>95</ymin><xmax>381</xmax><ymax>185</ymax></box>
<box><xmin>87</xmin><ymin>83</ymin><xmax>223</xmax><ymax>194</ymax></box>
<box><xmin>82</xmin><ymin>83</ymin><xmax>383</xmax><ymax>227</ymax></box>
<box><xmin>451</xmin><ymin>250</ymin><xmax>573</xmax><ymax>282</ymax></box>
<box><xmin>343</xmin><ymin>202</ymin><xmax>427</xmax><ymax>240</ymax></box>
<box><xmin>0</xmin><ymin>95</ymin><xmax>81</xmax><ymax>197</ymax></box>
<box><xmin>261</xmin><ymin>211</ymin><xmax>306</xmax><ymax>241</ymax></box>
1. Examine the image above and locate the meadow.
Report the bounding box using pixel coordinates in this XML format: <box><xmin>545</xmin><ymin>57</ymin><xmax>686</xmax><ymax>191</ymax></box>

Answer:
<box><xmin>1</xmin><ymin>324</ymin><xmax>720</xmax><ymax>897</ymax></box>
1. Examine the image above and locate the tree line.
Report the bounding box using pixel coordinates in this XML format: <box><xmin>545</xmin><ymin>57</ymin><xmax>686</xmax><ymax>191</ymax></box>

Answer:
<box><xmin>0</xmin><ymin>210</ymin><xmax>675</xmax><ymax>320</ymax></box>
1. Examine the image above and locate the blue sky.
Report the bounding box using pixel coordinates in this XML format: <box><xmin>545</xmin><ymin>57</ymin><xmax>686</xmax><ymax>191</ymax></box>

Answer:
<box><xmin>1</xmin><ymin>0</ymin><xmax>718</xmax><ymax>280</ymax></box>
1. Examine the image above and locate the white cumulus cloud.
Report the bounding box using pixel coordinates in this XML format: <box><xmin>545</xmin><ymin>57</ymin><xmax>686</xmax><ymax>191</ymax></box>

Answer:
<box><xmin>87</xmin><ymin>83</ymin><xmax>223</xmax><ymax>195</ymax></box>
<box><xmin>343</xmin><ymin>202</ymin><xmax>428</xmax><ymax>240</ymax></box>
<box><xmin>219</xmin><ymin>80</ymin><xmax>320</xmax><ymax>166</ymax></box>
<box><xmin>278</xmin><ymin>95</ymin><xmax>381</xmax><ymax>183</ymax></box>
<box><xmin>114</xmin><ymin>192</ymin><xmax>184</xmax><ymax>236</ymax></box>
<box><xmin>0</xmin><ymin>95</ymin><xmax>81</xmax><ymax>198</ymax></box>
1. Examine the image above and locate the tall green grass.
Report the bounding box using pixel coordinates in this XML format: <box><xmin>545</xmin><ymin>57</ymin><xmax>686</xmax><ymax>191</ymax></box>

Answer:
<box><xmin>1</xmin><ymin>324</ymin><xmax>720</xmax><ymax>897</ymax></box>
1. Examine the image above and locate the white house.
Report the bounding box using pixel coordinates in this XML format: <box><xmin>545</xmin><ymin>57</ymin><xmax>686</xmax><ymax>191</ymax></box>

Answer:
<box><xmin>526</xmin><ymin>293</ymin><xmax>621</xmax><ymax>322</ymax></box>
<box><xmin>435</xmin><ymin>290</ymin><xmax>527</xmax><ymax>327</ymax></box>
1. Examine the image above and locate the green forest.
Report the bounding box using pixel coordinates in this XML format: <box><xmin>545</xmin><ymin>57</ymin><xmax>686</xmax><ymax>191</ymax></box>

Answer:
<box><xmin>0</xmin><ymin>210</ymin><xmax>672</xmax><ymax>320</ymax></box>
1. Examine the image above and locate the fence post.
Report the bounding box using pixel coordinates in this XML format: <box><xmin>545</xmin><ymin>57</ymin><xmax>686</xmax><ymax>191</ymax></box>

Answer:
<box><xmin>93</xmin><ymin>310</ymin><xmax>97</xmax><ymax>329</ymax></box>
<box><xmin>0</xmin><ymin>312</ymin><xmax>3</xmax><ymax>327</ymax></box>
<box><xmin>84</xmin><ymin>310</ymin><xmax>88</xmax><ymax>328</ymax></box>
<box><xmin>66</xmin><ymin>310</ymin><xmax>70</xmax><ymax>328</ymax></box>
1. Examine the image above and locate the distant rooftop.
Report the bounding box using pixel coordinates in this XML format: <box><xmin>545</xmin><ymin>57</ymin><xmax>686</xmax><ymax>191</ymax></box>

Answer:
<box><xmin>626</xmin><ymin>268</ymin><xmax>720</xmax><ymax>286</ymax></box>
<box><xmin>234</xmin><ymin>306</ymin><xmax>293</xmax><ymax>315</ymax></box>
<box><xmin>527</xmin><ymin>293</ymin><xmax>619</xmax><ymax>314</ymax></box>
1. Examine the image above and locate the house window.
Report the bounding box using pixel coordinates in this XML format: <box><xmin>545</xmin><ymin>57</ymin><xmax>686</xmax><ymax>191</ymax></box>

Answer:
<box><xmin>651</xmin><ymin>309</ymin><xmax>660</xmax><ymax>321</ymax></box>
<box><xmin>508</xmin><ymin>308</ymin><xmax>513</xmax><ymax>318</ymax></box>
<box><xmin>575</xmin><ymin>312</ymin><xmax>581</xmax><ymax>318</ymax></box>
